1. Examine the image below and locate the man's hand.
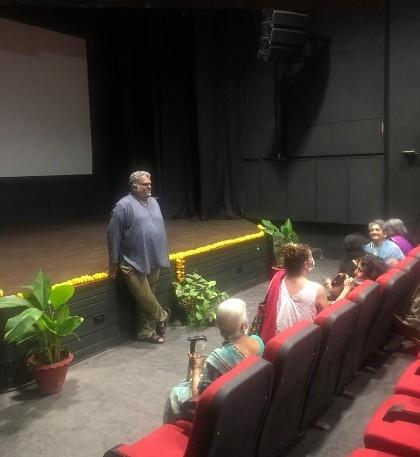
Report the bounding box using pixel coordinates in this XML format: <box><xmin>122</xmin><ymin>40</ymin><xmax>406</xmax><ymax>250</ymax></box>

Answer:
<box><xmin>109</xmin><ymin>263</ymin><xmax>118</xmax><ymax>279</ymax></box>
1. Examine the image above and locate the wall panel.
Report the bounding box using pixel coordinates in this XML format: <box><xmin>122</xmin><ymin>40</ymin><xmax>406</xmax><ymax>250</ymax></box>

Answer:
<box><xmin>287</xmin><ymin>160</ymin><xmax>316</xmax><ymax>221</ymax></box>
<box><xmin>317</xmin><ymin>158</ymin><xmax>348</xmax><ymax>223</ymax></box>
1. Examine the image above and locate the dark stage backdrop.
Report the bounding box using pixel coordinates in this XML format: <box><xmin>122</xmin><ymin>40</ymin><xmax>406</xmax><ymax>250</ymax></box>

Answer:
<box><xmin>0</xmin><ymin>8</ymin><xmax>256</xmax><ymax>227</ymax></box>
<box><xmin>0</xmin><ymin>6</ymin><xmax>419</xmax><ymax>242</ymax></box>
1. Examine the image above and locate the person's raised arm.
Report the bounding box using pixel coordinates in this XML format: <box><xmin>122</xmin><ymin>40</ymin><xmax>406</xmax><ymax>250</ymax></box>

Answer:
<box><xmin>316</xmin><ymin>284</ymin><xmax>330</xmax><ymax>312</ymax></box>
<box><xmin>190</xmin><ymin>353</ymin><xmax>206</xmax><ymax>400</ymax></box>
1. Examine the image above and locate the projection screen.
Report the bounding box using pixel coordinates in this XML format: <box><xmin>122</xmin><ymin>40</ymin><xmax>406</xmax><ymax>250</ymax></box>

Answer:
<box><xmin>0</xmin><ymin>18</ymin><xmax>92</xmax><ymax>177</ymax></box>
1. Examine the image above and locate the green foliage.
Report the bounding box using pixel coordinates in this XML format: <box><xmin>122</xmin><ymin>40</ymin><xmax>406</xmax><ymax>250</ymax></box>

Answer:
<box><xmin>0</xmin><ymin>271</ymin><xmax>84</xmax><ymax>365</ymax></box>
<box><xmin>260</xmin><ymin>218</ymin><xmax>299</xmax><ymax>244</ymax></box>
<box><xmin>260</xmin><ymin>218</ymin><xmax>299</xmax><ymax>266</ymax></box>
<box><xmin>173</xmin><ymin>273</ymin><xmax>228</xmax><ymax>327</ymax></box>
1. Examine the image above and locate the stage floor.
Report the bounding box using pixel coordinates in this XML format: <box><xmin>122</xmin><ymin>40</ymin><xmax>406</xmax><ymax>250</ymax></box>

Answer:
<box><xmin>0</xmin><ymin>219</ymin><xmax>260</xmax><ymax>294</ymax></box>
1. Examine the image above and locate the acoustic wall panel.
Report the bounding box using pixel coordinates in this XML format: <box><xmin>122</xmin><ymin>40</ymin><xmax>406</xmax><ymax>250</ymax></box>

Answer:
<box><xmin>349</xmin><ymin>156</ymin><xmax>384</xmax><ymax>224</ymax></box>
<box><xmin>260</xmin><ymin>161</ymin><xmax>288</xmax><ymax>220</ymax></box>
<box><xmin>331</xmin><ymin>119</ymin><xmax>383</xmax><ymax>156</ymax></box>
<box><xmin>287</xmin><ymin>160</ymin><xmax>316</xmax><ymax>221</ymax></box>
<box><xmin>349</xmin><ymin>50</ymin><xmax>384</xmax><ymax>120</ymax></box>
<box><xmin>288</xmin><ymin>124</ymin><xmax>332</xmax><ymax>157</ymax></box>
<box><xmin>317</xmin><ymin>158</ymin><xmax>348</xmax><ymax>223</ymax></box>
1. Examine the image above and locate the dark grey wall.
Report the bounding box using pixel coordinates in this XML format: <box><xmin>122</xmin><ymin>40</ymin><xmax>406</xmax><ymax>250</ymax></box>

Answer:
<box><xmin>388</xmin><ymin>0</ymin><xmax>420</xmax><ymax>230</ymax></box>
<box><xmin>242</xmin><ymin>9</ymin><xmax>387</xmax><ymax>227</ymax></box>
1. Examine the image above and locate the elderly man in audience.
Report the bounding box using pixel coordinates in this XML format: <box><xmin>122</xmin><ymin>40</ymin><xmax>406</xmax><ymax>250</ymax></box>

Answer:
<box><xmin>364</xmin><ymin>219</ymin><xmax>405</xmax><ymax>267</ymax></box>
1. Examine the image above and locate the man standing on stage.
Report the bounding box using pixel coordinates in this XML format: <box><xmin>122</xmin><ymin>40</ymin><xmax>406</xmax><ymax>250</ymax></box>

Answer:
<box><xmin>107</xmin><ymin>170</ymin><xmax>169</xmax><ymax>344</ymax></box>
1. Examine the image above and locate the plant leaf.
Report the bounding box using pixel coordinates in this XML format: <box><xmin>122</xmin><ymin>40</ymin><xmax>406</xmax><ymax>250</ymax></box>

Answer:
<box><xmin>0</xmin><ymin>295</ymin><xmax>31</xmax><ymax>309</ymax></box>
<box><xmin>4</xmin><ymin>308</ymin><xmax>43</xmax><ymax>343</ymax></box>
<box><xmin>38</xmin><ymin>314</ymin><xmax>58</xmax><ymax>335</ymax></box>
<box><xmin>50</xmin><ymin>284</ymin><xmax>74</xmax><ymax>310</ymax></box>
<box><xmin>57</xmin><ymin>304</ymin><xmax>70</xmax><ymax>325</ymax></box>
<box><xmin>58</xmin><ymin>316</ymin><xmax>84</xmax><ymax>337</ymax></box>
<box><xmin>32</xmin><ymin>270</ymin><xmax>51</xmax><ymax>310</ymax></box>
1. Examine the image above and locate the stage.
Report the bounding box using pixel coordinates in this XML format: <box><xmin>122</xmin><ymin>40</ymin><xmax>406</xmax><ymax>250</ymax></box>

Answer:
<box><xmin>0</xmin><ymin>218</ymin><xmax>272</xmax><ymax>389</ymax></box>
<box><xmin>0</xmin><ymin>218</ymin><xmax>266</xmax><ymax>295</ymax></box>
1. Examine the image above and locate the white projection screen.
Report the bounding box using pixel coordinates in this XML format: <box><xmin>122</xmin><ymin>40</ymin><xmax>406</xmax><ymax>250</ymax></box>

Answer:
<box><xmin>0</xmin><ymin>18</ymin><xmax>92</xmax><ymax>177</ymax></box>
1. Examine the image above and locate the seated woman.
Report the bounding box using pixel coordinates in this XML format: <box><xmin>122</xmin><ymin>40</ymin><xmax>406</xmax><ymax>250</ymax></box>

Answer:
<box><xmin>384</xmin><ymin>218</ymin><xmax>414</xmax><ymax>256</ymax></box>
<box><xmin>333</xmin><ymin>254</ymin><xmax>387</xmax><ymax>301</ymax></box>
<box><xmin>324</xmin><ymin>233</ymin><xmax>368</xmax><ymax>299</ymax></box>
<box><xmin>163</xmin><ymin>298</ymin><xmax>264</xmax><ymax>424</ymax></box>
<box><xmin>364</xmin><ymin>219</ymin><xmax>405</xmax><ymax>267</ymax></box>
<box><xmin>338</xmin><ymin>233</ymin><xmax>369</xmax><ymax>277</ymax></box>
<box><xmin>259</xmin><ymin>243</ymin><xmax>329</xmax><ymax>343</ymax></box>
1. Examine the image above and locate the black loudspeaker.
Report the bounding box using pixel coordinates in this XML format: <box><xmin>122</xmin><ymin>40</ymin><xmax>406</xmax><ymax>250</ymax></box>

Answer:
<box><xmin>258</xmin><ymin>9</ymin><xmax>309</xmax><ymax>62</ymax></box>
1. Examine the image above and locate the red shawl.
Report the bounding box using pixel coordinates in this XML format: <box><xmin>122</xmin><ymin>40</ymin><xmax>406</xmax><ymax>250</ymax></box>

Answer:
<box><xmin>260</xmin><ymin>269</ymin><xmax>286</xmax><ymax>343</ymax></box>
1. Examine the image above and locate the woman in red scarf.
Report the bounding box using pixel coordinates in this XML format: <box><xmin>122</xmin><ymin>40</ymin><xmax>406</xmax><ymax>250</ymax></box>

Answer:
<box><xmin>260</xmin><ymin>243</ymin><xmax>329</xmax><ymax>343</ymax></box>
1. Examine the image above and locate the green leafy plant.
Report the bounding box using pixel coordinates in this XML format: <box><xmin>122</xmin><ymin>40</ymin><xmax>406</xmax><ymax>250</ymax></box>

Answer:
<box><xmin>0</xmin><ymin>270</ymin><xmax>84</xmax><ymax>365</ymax></box>
<box><xmin>260</xmin><ymin>218</ymin><xmax>299</xmax><ymax>266</ymax></box>
<box><xmin>173</xmin><ymin>273</ymin><xmax>228</xmax><ymax>327</ymax></box>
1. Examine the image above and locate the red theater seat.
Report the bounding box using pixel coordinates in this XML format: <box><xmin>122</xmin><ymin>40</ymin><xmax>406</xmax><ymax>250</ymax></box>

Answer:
<box><xmin>336</xmin><ymin>280</ymin><xmax>381</xmax><ymax>392</ymax></box>
<box><xmin>364</xmin><ymin>269</ymin><xmax>406</xmax><ymax>358</ymax></box>
<box><xmin>301</xmin><ymin>298</ymin><xmax>359</xmax><ymax>428</ymax></box>
<box><xmin>364</xmin><ymin>394</ymin><xmax>420</xmax><ymax>457</ymax></box>
<box><xmin>394</xmin><ymin>257</ymin><xmax>420</xmax><ymax>314</ymax></box>
<box><xmin>349</xmin><ymin>448</ymin><xmax>404</xmax><ymax>457</ymax></box>
<box><xmin>258</xmin><ymin>320</ymin><xmax>322</xmax><ymax>457</ymax></box>
<box><xmin>104</xmin><ymin>356</ymin><xmax>273</xmax><ymax>457</ymax></box>
<box><xmin>395</xmin><ymin>359</ymin><xmax>420</xmax><ymax>399</ymax></box>
<box><xmin>408</xmin><ymin>246</ymin><xmax>420</xmax><ymax>259</ymax></box>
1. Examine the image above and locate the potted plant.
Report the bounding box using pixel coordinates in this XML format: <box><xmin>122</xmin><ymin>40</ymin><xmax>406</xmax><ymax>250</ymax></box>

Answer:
<box><xmin>0</xmin><ymin>270</ymin><xmax>84</xmax><ymax>395</ymax></box>
<box><xmin>260</xmin><ymin>218</ymin><xmax>299</xmax><ymax>267</ymax></box>
<box><xmin>173</xmin><ymin>273</ymin><xmax>228</xmax><ymax>327</ymax></box>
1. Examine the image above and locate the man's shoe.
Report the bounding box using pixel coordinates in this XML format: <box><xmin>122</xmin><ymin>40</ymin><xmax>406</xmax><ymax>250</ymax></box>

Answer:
<box><xmin>137</xmin><ymin>332</ymin><xmax>164</xmax><ymax>344</ymax></box>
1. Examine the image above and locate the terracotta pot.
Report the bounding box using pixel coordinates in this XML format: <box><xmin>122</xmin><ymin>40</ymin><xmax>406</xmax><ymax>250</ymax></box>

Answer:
<box><xmin>28</xmin><ymin>352</ymin><xmax>74</xmax><ymax>395</ymax></box>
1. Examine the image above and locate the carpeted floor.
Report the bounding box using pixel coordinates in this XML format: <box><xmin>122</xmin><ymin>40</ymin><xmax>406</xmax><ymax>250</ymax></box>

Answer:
<box><xmin>0</xmin><ymin>259</ymin><xmax>415</xmax><ymax>457</ymax></box>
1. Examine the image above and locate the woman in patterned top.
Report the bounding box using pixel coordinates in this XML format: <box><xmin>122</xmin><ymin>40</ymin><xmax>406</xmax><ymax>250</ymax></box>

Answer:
<box><xmin>163</xmin><ymin>298</ymin><xmax>264</xmax><ymax>423</ymax></box>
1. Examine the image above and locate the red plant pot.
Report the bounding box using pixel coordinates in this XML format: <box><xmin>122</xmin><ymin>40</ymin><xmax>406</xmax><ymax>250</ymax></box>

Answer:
<box><xmin>28</xmin><ymin>352</ymin><xmax>74</xmax><ymax>395</ymax></box>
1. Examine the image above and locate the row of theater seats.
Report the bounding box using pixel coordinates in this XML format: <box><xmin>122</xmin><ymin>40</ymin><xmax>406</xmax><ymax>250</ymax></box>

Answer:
<box><xmin>103</xmin><ymin>246</ymin><xmax>420</xmax><ymax>457</ymax></box>
<box><xmin>349</xmin><ymin>349</ymin><xmax>420</xmax><ymax>457</ymax></box>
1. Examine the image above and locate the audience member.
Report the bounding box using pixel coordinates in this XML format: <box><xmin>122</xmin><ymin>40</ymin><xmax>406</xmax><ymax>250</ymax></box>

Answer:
<box><xmin>258</xmin><ymin>243</ymin><xmax>329</xmax><ymax>343</ymax></box>
<box><xmin>384</xmin><ymin>218</ymin><xmax>414</xmax><ymax>255</ymax></box>
<box><xmin>333</xmin><ymin>254</ymin><xmax>387</xmax><ymax>301</ymax></box>
<box><xmin>338</xmin><ymin>233</ymin><xmax>369</xmax><ymax>277</ymax></box>
<box><xmin>364</xmin><ymin>219</ymin><xmax>405</xmax><ymax>267</ymax></box>
<box><xmin>163</xmin><ymin>298</ymin><xmax>264</xmax><ymax>424</ymax></box>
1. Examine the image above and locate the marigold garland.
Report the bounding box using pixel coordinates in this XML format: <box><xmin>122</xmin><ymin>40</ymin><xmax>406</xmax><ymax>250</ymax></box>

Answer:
<box><xmin>170</xmin><ymin>229</ymin><xmax>265</xmax><ymax>282</ymax></box>
<box><xmin>1</xmin><ymin>228</ymin><xmax>265</xmax><ymax>293</ymax></box>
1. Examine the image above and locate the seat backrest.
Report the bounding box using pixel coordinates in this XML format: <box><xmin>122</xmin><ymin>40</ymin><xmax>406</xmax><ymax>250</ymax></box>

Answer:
<box><xmin>184</xmin><ymin>356</ymin><xmax>273</xmax><ymax>457</ymax></box>
<box><xmin>258</xmin><ymin>320</ymin><xmax>322</xmax><ymax>457</ymax></box>
<box><xmin>364</xmin><ymin>269</ymin><xmax>407</xmax><ymax>357</ymax></box>
<box><xmin>301</xmin><ymin>298</ymin><xmax>359</xmax><ymax>428</ymax></box>
<box><xmin>336</xmin><ymin>280</ymin><xmax>381</xmax><ymax>393</ymax></box>
<box><xmin>407</xmin><ymin>245</ymin><xmax>420</xmax><ymax>259</ymax></box>
<box><xmin>395</xmin><ymin>257</ymin><xmax>420</xmax><ymax>312</ymax></box>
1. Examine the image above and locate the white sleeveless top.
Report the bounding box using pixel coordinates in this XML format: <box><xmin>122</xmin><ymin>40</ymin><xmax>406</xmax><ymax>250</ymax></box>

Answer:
<box><xmin>276</xmin><ymin>279</ymin><xmax>321</xmax><ymax>333</ymax></box>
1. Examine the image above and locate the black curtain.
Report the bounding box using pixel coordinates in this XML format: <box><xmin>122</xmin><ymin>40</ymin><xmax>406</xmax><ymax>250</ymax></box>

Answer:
<box><xmin>93</xmin><ymin>10</ymin><xmax>247</xmax><ymax>220</ymax></box>
<box><xmin>193</xmin><ymin>11</ymin><xmax>245</xmax><ymax>219</ymax></box>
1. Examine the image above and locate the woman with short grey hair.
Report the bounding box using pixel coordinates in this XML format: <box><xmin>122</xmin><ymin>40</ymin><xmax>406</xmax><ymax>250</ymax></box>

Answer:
<box><xmin>163</xmin><ymin>298</ymin><xmax>264</xmax><ymax>423</ymax></box>
<box><xmin>384</xmin><ymin>218</ymin><xmax>413</xmax><ymax>255</ymax></box>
